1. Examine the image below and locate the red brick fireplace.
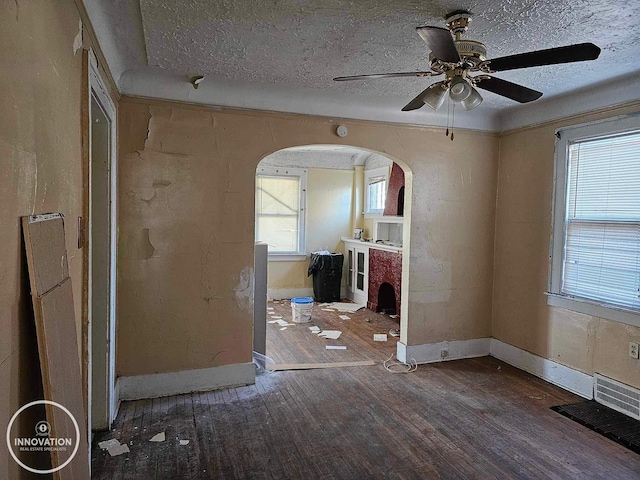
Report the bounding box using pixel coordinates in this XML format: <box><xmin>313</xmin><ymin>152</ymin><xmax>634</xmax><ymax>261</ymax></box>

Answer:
<box><xmin>367</xmin><ymin>248</ymin><xmax>402</xmax><ymax>315</ymax></box>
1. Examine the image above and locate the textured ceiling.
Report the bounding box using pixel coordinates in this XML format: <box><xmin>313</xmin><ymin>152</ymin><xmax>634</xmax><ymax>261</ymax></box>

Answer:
<box><xmin>134</xmin><ymin>0</ymin><xmax>640</xmax><ymax>109</ymax></box>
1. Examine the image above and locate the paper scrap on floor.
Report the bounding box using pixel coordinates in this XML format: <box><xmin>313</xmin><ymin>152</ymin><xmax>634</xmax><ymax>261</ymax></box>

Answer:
<box><xmin>309</xmin><ymin>326</ymin><xmax>321</xmax><ymax>332</ymax></box>
<box><xmin>98</xmin><ymin>439</ymin><xmax>120</xmax><ymax>450</ymax></box>
<box><xmin>179</xmin><ymin>440</ymin><xmax>190</xmax><ymax>446</ymax></box>
<box><xmin>374</xmin><ymin>334</ymin><xmax>388</xmax><ymax>342</ymax></box>
<box><xmin>326</xmin><ymin>345</ymin><xmax>347</xmax><ymax>350</ymax></box>
<box><xmin>150</xmin><ymin>432</ymin><xmax>166</xmax><ymax>442</ymax></box>
<box><xmin>280</xmin><ymin>327</ymin><xmax>287</xmax><ymax>331</ymax></box>
<box><xmin>326</xmin><ymin>302</ymin><xmax>365</xmax><ymax>313</ymax></box>
<box><xmin>321</xmin><ymin>308</ymin><xmax>336</xmax><ymax>312</ymax></box>
<box><xmin>339</xmin><ymin>315</ymin><xmax>350</xmax><ymax>320</ymax></box>
<box><xmin>107</xmin><ymin>443</ymin><xmax>130</xmax><ymax>456</ymax></box>
<box><xmin>318</xmin><ymin>330</ymin><xmax>342</xmax><ymax>339</ymax></box>
<box><xmin>275</xmin><ymin>319</ymin><xmax>294</xmax><ymax>327</ymax></box>
<box><xmin>270</xmin><ymin>315</ymin><xmax>283</xmax><ymax>319</ymax></box>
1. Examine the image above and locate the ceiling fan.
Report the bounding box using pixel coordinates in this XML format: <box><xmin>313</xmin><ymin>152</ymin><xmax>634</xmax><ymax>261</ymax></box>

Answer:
<box><xmin>334</xmin><ymin>10</ymin><xmax>601</xmax><ymax>112</ymax></box>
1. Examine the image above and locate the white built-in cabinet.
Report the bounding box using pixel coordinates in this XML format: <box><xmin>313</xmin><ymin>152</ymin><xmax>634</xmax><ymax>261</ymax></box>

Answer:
<box><xmin>343</xmin><ymin>236</ymin><xmax>403</xmax><ymax>307</ymax></box>
<box><xmin>345</xmin><ymin>243</ymin><xmax>369</xmax><ymax>306</ymax></box>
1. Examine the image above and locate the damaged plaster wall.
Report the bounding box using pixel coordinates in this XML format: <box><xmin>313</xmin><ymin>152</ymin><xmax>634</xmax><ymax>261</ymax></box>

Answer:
<box><xmin>493</xmin><ymin>103</ymin><xmax>640</xmax><ymax>389</ymax></box>
<box><xmin>0</xmin><ymin>1</ymin><xmax>84</xmax><ymax>477</ymax></box>
<box><xmin>118</xmin><ymin>97</ymin><xmax>499</xmax><ymax>377</ymax></box>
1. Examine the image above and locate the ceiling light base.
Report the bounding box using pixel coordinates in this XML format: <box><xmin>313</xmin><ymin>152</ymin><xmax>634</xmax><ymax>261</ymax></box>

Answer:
<box><xmin>445</xmin><ymin>10</ymin><xmax>472</xmax><ymax>36</ymax></box>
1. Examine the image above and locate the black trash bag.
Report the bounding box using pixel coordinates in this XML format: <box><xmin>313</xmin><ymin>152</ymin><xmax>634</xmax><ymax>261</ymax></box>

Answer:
<box><xmin>307</xmin><ymin>252</ymin><xmax>343</xmax><ymax>302</ymax></box>
<box><xmin>307</xmin><ymin>252</ymin><xmax>343</xmax><ymax>276</ymax></box>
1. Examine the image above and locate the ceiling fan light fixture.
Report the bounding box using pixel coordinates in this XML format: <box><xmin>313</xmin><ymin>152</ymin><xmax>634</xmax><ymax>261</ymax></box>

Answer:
<box><xmin>422</xmin><ymin>83</ymin><xmax>447</xmax><ymax>110</ymax></box>
<box><xmin>449</xmin><ymin>75</ymin><xmax>472</xmax><ymax>102</ymax></box>
<box><xmin>461</xmin><ymin>87</ymin><xmax>483</xmax><ymax>110</ymax></box>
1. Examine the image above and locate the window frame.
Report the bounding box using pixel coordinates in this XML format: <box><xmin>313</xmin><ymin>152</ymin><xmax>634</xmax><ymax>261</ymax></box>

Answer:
<box><xmin>548</xmin><ymin>113</ymin><xmax>640</xmax><ymax>328</ymax></box>
<box><xmin>364</xmin><ymin>166</ymin><xmax>389</xmax><ymax>218</ymax></box>
<box><xmin>255</xmin><ymin>166</ymin><xmax>307</xmax><ymax>261</ymax></box>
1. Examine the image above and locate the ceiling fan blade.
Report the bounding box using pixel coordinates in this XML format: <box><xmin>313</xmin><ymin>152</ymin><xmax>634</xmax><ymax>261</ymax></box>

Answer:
<box><xmin>475</xmin><ymin>76</ymin><xmax>542</xmax><ymax>103</ymax></box>
<box><xmin>333</xmin><ymin>71</ymin><xmax>437</xmax><ymax>81</ymax></box>
<box><xmin>486</xmin><ymin>43</ymin><xmax>601</xmax><ymax>72</ymax></box>
<box><xmin>401</xmin><ymin>82</ymin><xmax>446</xmax><ymax>111</ymax></box>
<box><xmin>401</xmin><ymin>87</ymin><xmax>433</xmax><ymax>111</ymax></box>
<box><xmin>416</xmin><ymin>26</ymin><xmax>460</xmax><ymax>63</ymax></box>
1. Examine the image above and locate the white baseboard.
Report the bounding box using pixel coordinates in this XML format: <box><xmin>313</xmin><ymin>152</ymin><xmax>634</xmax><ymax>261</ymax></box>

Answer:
<box><xmin>268</xmin><ymin>287</ymin><xmax>313</xmax><ymax>300</ymax></box>
<box><xmin>397</xmin><ymin>338</ymin><xmax>491</xmax><ymax>364</ymax></box>
<box><xmin>117</xmin><ymin>362</ymin><xmax>255</xmax><ymax>401</ymax></box>
<box><xmin>490</xmin><ymin>339</ymin><xmax>593</xmax><ymax>399</ymax></box>
<box><xmin>267</xmin><ymin>287</ymin><xmax>346</xmax><ymax>301</ymax></box>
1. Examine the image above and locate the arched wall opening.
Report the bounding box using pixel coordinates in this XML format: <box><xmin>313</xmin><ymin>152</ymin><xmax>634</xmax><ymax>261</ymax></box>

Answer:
<box><xmin>253</xmin><ymin>144</ymin><xmax>413</xmax><ymax>353</ymax></box>
<box><xmin>116</xmin><ymin>99</ymin><xmax>498</xmax><ymax>390</ymax></box>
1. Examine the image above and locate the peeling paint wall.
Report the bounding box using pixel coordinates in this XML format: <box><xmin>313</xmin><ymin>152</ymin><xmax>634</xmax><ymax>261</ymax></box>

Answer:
<box><xmin>118</xmin><ymin>98</ymin><xmax>499</xmax><ymax>377</ymax></box>
<box><xmin>0</xmin><ymin>1</ymin><xmax>84</xmax><ymax>477</ymax></box>
<box><xmin>493</xmin><ymin>103</ymin><xmax>640</xmax><ymax>389</ymax></box>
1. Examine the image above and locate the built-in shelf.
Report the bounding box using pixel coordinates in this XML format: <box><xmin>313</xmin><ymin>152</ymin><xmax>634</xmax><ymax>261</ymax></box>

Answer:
<box><xmin>341</xmin><ymin>237</ymin><xmax>403</xmax><ymax>253</ymax></box>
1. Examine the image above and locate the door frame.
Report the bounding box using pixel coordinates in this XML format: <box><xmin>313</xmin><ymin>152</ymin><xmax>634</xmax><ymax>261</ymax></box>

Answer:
<box><xmin>88</xmin><ymin>51</ymin><xmax>118</xmax><ymax>431</ymax></box>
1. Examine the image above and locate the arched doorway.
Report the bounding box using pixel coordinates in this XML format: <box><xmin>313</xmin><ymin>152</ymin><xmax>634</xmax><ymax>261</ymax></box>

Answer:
<box><xmin>252</xmin><ymin>145</ymin><xmax>412</xmax><ymax>362</ymax></box>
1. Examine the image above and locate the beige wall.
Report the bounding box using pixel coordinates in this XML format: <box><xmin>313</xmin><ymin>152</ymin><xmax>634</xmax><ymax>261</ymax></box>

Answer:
<box><xmin>267</xmin><ymin>167</ymin><xmax>354</xmax><ymax>291</ymax></box>
<box><xmin>117</xmin><ymin>97</ymin><xmax>499</xmax><ymax>377</ymax></box>
<box><xmin>493</xmin><ymin>103</ymin><xmax>640</xmax><ymax>389</ymax></box>
<box><xmin>0</xmin><ymin>1</ymin><xmax>84</xmax><ymax>477</ymax></box>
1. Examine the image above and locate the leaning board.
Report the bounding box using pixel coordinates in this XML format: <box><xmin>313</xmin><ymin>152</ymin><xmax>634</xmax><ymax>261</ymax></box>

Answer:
<box><xmin>22</xmin><ymin>214</ymin><xmax>89</xmax><ymax>480</ymax></box>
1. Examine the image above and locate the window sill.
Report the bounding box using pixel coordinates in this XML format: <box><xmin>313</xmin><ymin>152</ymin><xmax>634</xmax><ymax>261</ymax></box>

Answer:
<box><xmin>268</xmin><ymin>254</ymin><xmax>308</xmax><ymax>262</ymax></box>
<box><xmin>546</xmin><ymin>293</ymin><xmax>640</xmax><ymax>328</ymax></box>
<box><xmin>364</xmin><ymin>212</ymin><xmax>384</xmax><ymax>219</ymax></box>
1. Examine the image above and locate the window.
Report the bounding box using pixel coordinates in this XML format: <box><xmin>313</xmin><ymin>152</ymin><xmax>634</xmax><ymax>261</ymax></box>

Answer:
<box><xmin>365</xmin><ymin>166</ymin><xmax>389</xmax><ymax>216</ymax></box>
<box><xmin>255</xmin><ymin>167</ymin><xmax>306</xmax><ymax>258</ymax></box>
<box><xmin>549</xmin><ymin>115</ymin><xmax>640</xmax><ymax>326</ymax></box>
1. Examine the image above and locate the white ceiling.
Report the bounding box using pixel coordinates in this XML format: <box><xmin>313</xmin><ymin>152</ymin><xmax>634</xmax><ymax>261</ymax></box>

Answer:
<box><xmin>84</xmin><ymin>0</ymin><xmax>640</xmax><ymax>131</ymax></box>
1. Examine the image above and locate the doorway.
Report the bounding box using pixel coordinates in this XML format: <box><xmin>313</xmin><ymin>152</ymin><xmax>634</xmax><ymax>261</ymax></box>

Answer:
<box><xmin>89</xmin><ymin>62</ymin><xmax>117</xmax><ymax>432</ymax></box>
<box><xmin>253</xmin><ymin>146</ymin><xmax>411</xmax><ymax>364</ymax></box>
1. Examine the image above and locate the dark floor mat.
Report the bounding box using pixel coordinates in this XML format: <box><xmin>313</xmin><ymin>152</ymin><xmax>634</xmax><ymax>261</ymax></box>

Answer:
<box><xmin>552</xmin><ymin>400</ymin><xmax>640</xmax><ymax>454</ymax></box>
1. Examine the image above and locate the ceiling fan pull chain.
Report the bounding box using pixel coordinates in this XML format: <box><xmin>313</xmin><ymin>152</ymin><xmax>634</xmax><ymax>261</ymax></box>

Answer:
<box><xmin>445</xmin><ymin>98</ymin><xmax>451</xmax><ymax>137</ymax></box>
<box><xmin>451</xmin><ymin>104</ymin><xmax>455</xmax><ymax>141</ymax></box>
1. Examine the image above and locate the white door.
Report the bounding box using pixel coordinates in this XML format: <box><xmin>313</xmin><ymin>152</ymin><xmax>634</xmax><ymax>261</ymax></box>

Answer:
<box><xmin>353</xmin><ymin>246</ymin><xmax>368</xmax><ymax>306</ymax></box>
<box><xmin>346</xmin><ymin>247</ymin><xmax>355</xmax><ymax>300</ymax></box>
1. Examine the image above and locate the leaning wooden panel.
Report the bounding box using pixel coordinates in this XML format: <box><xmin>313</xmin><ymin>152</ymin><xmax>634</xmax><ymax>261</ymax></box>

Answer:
<box><xmin>22</xmin><ymin>214</ymin><xmax>90</xmax><ymax>479</ymax></box>
<box><xmin>22</xmin><ymin>213</ymin><xmax>69</xmax><ymax>296</ymax></box>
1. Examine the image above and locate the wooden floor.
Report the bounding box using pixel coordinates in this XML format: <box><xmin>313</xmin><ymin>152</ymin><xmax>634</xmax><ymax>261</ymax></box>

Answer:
<box><xmin>92</xmin><ymin>302</ymin><xmax>640</xmax><ymax>479</ymax></box>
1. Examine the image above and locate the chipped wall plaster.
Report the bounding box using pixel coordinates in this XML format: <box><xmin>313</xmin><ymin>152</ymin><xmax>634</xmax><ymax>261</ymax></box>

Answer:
<box><xmin>1</xmin><ymin>1</ymin><xmax>85</xmax><ymax>477</ymax></box>
<box><xmin>234</xmin><ymin>266</ymin><xmax>254</xmax><ymax>314</ymax></box>
<box><xmin>117</xmin><ymin>98</ymin><xmax>499</xmax><ymax>377</ymax></box>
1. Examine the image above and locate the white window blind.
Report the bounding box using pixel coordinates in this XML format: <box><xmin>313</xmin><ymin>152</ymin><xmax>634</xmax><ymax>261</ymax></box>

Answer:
<box><xmin>367</xmin><ymin>176</ymin><xmax>387</xmax><ymax>213</ymax></box>
<box><xmin>562</xmin><ymin>131</ymin><xmax>640</xmax><ymax>310</ymax></box>
<box><xmin>255</xmin><ymin>174</ymin><xmax>303</xmax><ymax>254</ymax></box>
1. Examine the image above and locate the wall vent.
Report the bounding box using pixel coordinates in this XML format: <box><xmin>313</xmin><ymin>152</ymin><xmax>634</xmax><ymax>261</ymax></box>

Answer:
<box><xmin>594</xmin><ymin>373</ymin><xmax>640</xmax><ymax>420</ymax></box>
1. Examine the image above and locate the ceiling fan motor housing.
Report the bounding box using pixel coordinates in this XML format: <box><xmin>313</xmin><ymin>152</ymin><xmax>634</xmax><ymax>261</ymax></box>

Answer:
<box><xmin>455</xmin><ymin>40</ymin><xmax>487</xmax><ymax>67</ymax></box>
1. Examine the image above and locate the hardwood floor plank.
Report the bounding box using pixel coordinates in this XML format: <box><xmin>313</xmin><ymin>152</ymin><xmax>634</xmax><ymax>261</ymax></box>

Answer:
<box><xmin>92</xmin><ymin>302</ymin><xmax>640</xmax><ymax>479</ymax></box>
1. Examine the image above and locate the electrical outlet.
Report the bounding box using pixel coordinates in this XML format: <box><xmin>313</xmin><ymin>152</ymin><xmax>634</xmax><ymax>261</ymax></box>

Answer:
<box><xmin>630</xmin><ymin>342</ymin><xmax>639</xmax><ymax>359</ymax></box>
<box><xmin>440</xmin><ymin>349</ymin><xmax>449</xmax><ymax>359</ymax></box>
